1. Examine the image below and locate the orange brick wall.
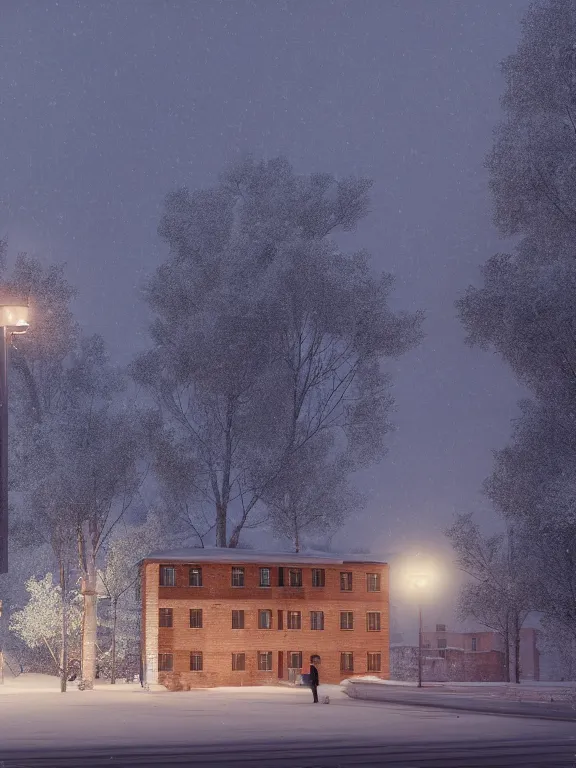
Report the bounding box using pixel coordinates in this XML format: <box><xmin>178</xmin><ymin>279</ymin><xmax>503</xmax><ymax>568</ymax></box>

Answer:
<box><xmin>142</xmin><ymin>559</ymin><xmax>390</xmax><ymax>690</ymax></box>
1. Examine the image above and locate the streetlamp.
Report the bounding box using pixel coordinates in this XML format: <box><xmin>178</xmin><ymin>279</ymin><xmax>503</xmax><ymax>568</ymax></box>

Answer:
<box><xmin>0</xmin><ymin>305</ymin><xmax>30</xmax><ymax>574</ymax></box>
<box><xmin>410</xmin><ymin>574</ymin><xmax>428</xmax><ymax>688</ymax></box>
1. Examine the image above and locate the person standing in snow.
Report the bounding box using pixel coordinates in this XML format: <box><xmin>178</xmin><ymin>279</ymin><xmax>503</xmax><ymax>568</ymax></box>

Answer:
<box><xmin>310</xmin><ymin>655</ymin><xmax>320</xmax><ymax>703</ymax></box>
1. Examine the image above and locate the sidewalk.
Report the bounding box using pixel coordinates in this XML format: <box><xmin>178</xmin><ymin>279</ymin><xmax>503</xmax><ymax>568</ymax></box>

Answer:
<box><xmin>344</xmin><ymin>680</ymin><xmax>576</xmax><ymax>721</ymax></box>
<box><xmin>0</xmin><ymin>673</ymin><xmax>144</xmax><ymax>695</ymax></box>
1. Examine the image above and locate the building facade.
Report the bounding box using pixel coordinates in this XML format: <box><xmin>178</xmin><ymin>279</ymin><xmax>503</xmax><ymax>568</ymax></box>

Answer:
<box><xmin>141</xmin><ymin>549</ymin><xmax>389</xmax><ymax>690</ymax></box>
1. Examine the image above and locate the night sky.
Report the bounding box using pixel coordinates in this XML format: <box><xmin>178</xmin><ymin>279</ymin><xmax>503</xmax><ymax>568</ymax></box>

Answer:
<box><xmin>2</xmin><ymin>0</ymin><xmax>528</xmax><ymax>591</ymax></box>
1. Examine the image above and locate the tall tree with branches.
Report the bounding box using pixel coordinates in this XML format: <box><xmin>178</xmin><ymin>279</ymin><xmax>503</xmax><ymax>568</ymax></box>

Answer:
<box><xmin>134</xmin><ymin>156</ymin><xmax>422</xmax><ymax>547</ymax></box>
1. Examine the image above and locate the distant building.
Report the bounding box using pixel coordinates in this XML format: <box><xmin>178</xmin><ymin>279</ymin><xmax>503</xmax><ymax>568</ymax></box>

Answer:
<box><xmin>419</xmin><ymin>625</ymin><xmax>539</xmax><ymax>682</ymax></box>
<box><xmin>140</xmin><ymin>549</ymin><xmax>390</xmax><ymax>690</ymax></box>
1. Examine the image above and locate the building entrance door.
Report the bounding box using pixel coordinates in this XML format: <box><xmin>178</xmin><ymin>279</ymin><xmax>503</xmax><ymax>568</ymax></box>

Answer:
<box><xmin>278</xmin><ymin>651</ymin><xmax>284</xmax><ymax>679</ymax></box>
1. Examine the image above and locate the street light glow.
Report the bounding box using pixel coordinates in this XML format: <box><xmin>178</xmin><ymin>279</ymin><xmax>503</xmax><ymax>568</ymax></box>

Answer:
<box><xmin>0</xmin><ymin>305</ymin><xmax>29</xmax><ymax>334</ymax></box>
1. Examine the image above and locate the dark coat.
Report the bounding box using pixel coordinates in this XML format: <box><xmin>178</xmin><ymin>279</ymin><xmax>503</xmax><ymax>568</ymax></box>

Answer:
<box><xmin>310</xmin><ymin>664</ymin><xmax>319</xmax><ymax>686</ymax></box>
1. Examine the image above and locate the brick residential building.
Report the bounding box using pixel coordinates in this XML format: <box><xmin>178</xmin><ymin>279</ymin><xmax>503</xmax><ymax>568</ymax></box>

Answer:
<box><xmin>141</xmin><ymin>549</ymin><xmax>389</xmax><ymax>690</ymax></box>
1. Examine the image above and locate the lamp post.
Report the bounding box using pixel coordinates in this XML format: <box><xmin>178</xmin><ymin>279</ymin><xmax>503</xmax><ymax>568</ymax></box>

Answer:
<box><xmin>410</xmin><ymin>574</ymin><xmax>428</xmax><ymax>689</ymax></box>
<box><xmin>0</xmin><ymin>305</ymin><xmax>30</xmax><ymax>574</ymax></box>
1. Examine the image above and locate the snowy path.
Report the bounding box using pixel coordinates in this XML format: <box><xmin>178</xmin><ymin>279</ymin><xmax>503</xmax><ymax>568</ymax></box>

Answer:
<box><xmin>0</xmin><ymin>682</ymin><xmax>574</xmax><ymax>763</ymax></box>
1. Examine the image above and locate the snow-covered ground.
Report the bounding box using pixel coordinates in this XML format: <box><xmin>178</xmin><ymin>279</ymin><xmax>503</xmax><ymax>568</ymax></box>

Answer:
<box><xmin>0</xmin><ymin>676</ymin><xmax>574</xmax><ymax>753</ymax></box>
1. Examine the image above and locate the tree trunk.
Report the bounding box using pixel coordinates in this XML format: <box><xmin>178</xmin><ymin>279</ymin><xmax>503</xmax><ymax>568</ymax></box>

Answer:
<box><xmin>503</xmin><ymin>617</ymin><xmax>510</xmax><ymax>683</ymax></box>
<box><xmin>81</xmin><ymin>585</ymin><xmax>98</xmax><ymax>689</ymax></box>
<box><xmin>513</xmin><ymin>614</ymin><xmax>521</xmax><ymax>684</ymax></box>
<box><xmin>111</xmin><ymin>598</ymin><xmax>118</xmax><ymax>685</ymax></box>
<box><xmin>60</xmin><ymin>564</ymin><xmax>68</xmax><ymax>693</ymax></box>
<box><xmin>216</xmin><ymin>503</ymin><xmax>226</xmax><ymax>548</ymax></box>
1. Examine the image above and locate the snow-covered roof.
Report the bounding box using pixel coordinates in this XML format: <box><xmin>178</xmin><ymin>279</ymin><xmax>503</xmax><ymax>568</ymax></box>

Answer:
<box><xmin>143</xmin><ymin>547</ymin><xmax>388</xmax><ymax>566</ymax></box>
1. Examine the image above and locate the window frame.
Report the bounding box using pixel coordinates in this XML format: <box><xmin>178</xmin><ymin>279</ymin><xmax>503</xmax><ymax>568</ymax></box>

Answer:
<box><xmin>288</xmin><ymin>568</ymin><xmax>303</xmax><ymax>587</ymax></box>
<box><xmin>367</xmin><ymin>611</ymin><xmax>381</xmax><ymax>632</ymax></box>
<box><xmin>159</xmin><ymin>565</ymin><xmax>176</xmax><ymax>587</ymax></box>
<box><xmin>158</xmin><ymin>653</ymin><xmax>173</xmax><ymax>672</ymax></box>
<box><xmin>159</xmin><ymin>607</ymin><xmax>173</xmax><ymax>628</ymax></box>
<box><xmin>311</xmin><ymin>568</ymin><xmax>326</xmax><ymax>588</ymax></box>
<box><xmin>340</xmin><ymin>571</ymin><xmax>353</xmax><ymax>592</ymax></box>
<box><xmin>189</xmin><ymin>567</ymin><xmax>203</xmax><ymax>587</ymax></box>
<box><xmin>471</xmin><ymin>637</ymin><xmax>477</xmax><ymax>652</ymax></box>
<box><xmin>437</xmin><ymin>638</ymin><xmax>447</xmax><ymax>649</ymax></box>
<box><xmin>231</xmin><ymin>567</ymin><xmax>245</xmax><ymax>588</ymax></box>
<box><xmin>366</xmin><ymin>573</ymin><xmax>381</xmax><ymax>592</ymax></box>
<box><xmin>232</xmin><ymin>609</ymin><xmax>245</xmax><ymax>629</ymax></box>
<box><xmin>259</xmin><ymin>567</ymin><xmax>271</xmax><ymax>587</ymax></box>
<box><xmin>258</xmin><ymin>609</ymin><xmax>273</xmax><ymax>630</ymax></box>
<box><xmin>288</xmin><ymin>651</ymin><xmax>303</xmax><ymax>670</ymax></box>
<box><xmin>257</xmin><ymin>651</ymin><xmax>273</xmax><ymax>672</ymax></box>
<box><xmin>310</xmin><ymin>611</ymin><xmax>324</xmax><ymax>631</ymax></box>
<box><xmin>189</xmin><ymin>608</ymin><xmax>203</xmax><ymax>629</ymax></box>
<box><xmin>367</xmin><ymin>652</ymin><xmax>382</xmax><ymax>673</ymax></box>
<box><xmin>189</xmin><ymin>651</ymin><xmax>203</xmax><ymax>672</ymax></box>
<box><xmin>232</xmin><ymin>652</ymin><xmax>246</xmax><ymax>671</ymax></box>
<box><xmin>340</xmin><ymin>652</ymin><xmax>354</xmax><ymax>673</ymax></box>
<box><xmin>340</xmin><ymin>611</ymin><xmax>354</xmax><ymax>630</ymax></box>
<box><xmin>287</xmin><ymin>610</ymin><xmax>302</xmax><ymax>630</ymax></box>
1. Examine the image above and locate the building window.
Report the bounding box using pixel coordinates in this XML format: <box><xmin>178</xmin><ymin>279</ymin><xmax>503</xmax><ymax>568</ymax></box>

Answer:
<box><xmin>189</xmin><ymin>567</ymin><xmax>202</xmax><ymax>587</ymax></box>
<box><xmin>259</xmin><ymin>568</ymin><xmax>271</xmax><ymax>587</ymax></box>
<box><xmin>232</xmin><ymin>653</ymin><xmax>246</xmax><ymax>671</ymax></box>
<box><xmin>436</xmin><ymin>623</ymin><xmax>446</xmax><ymax>632</ymax></box>
<box><xmin>258</xmin><ymin>651</ymin><xmax>273</xmax><ymax>671</ymax></box>
<box><xmin>367</xmin><ymin>573</ymin><xmax>381</xmax><ymax>592</ymax></box>
<box><xmin>437</xmin><ymin>638</ymin><xmax>447</xmax><ymax>649</ymax></box>
<box><xmin>277</xmin><ymin>610</ymin><xmax>284</xmax><ymax>630</ymax></box>
<box><xmin>231</xmin><ymin>567</ymin><xmax>245</xmax><ymax>587</ymax></box>
<box><xmin>288</xmin><ymin>568</ymin><xmax>302</xmax><ymax>587</ymax></box>
<box><xmin>159</xmin><ymin>566</ymin><xmax>175</xmax><ymax>587</ymax></box>
<box><xmin>288</xmin><ymin>651</ymin><xmax>302</xmax><ymax>670</ymax></box>
<box><xmin>312</xmin><ymin>568</ymin><xmax>325</xmax><ymax>587</ymax></box>
<box><xmin>190</xmin><ymin>652</ymin><xmax>203</xmax><ymax>671</ymax></box>
<box><xmin>340</xmin><ymin>611</ymin><xmax>354</xmax><ymax>630</ymax></box>
<box><xmin>278</xmin><ymin>567</ymin><xmax>285</xmax><ymax>587</ymax></box>
<box><xmin>367</xmin><ymin>652</ymin><xmax>382</xmax><ymax>672</ymax></box>
<box><xmin>471</xmin><ymin>637</ymin><xmax>477</xmax><ymax>652</ymax></box>
<box><xmin>340</xmin><ymin>652</ymin><xmax>354</xmax><ymax>672</ymax></box>
<box><xmin>287</xmin><ymin>611</ymin><xmax>301</xmax><ymax>630</ymax></box>
<box><xmin>232</xmin><ymin>610</ymin><xmax>245</xmax><ymax>629</ymax></box>
<box><xmin>189</xmin><ymin>609</ymin><xmax>203</xmax><ymax>628</ymax></box>
<box><xmin>158</xmin><ymin>653</ymin><xmax>173</xmax><ymax>672</ymax></box>
<box><xmin>340</xmin><ymin>572</ymin><xmax>353</xmax><ymax>591</ymax></box>
<box><xmin>159</xmin><ymin>608</ymin><xmax>173</xmax><ymax>627</ymax></box>
<box><xmin>310</xmin><ymin>611</ymin><xmax>324</xmax><ymax>630</ymax></box>
<box><xmin>367</xmin><ymin>612</ymin><xmax>381</xmax><ymax>631</ymax></box>
<box><xmin>258</xmin><ymin>609</ymin><xmax>273</xmax><ymax>629</ymax></box>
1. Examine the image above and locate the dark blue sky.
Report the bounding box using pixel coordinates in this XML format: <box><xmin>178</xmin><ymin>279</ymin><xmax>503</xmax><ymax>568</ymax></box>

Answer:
<box><xmin>1</xmin><ymin>0</ymin><xmax>527</xmax><ymax>563</ymax></box>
